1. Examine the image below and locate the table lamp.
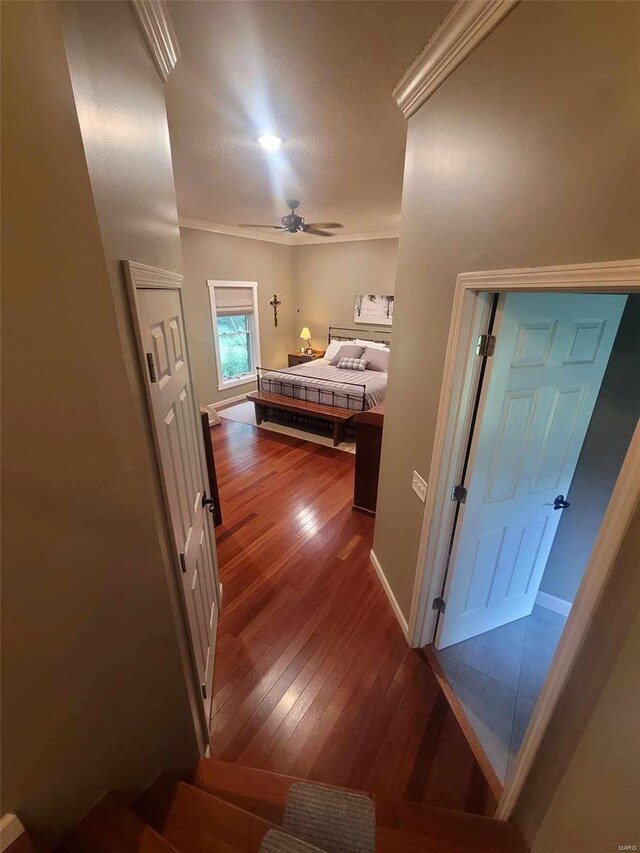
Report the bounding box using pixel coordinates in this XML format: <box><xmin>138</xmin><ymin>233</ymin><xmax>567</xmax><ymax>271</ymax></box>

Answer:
<box><xmin>300</xmin><ymin>327</ymin><xmax>312</xmax><ymax>354</ymax></box>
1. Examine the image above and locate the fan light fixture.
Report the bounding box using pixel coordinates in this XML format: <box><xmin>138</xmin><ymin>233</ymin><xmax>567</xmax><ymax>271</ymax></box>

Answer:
<box><xmin>258</xmin><ymin>133</ymin><xmax>282</xmax><ymax>152</ymax></box>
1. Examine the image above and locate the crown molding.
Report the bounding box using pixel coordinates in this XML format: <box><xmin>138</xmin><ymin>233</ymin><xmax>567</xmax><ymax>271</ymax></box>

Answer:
<box><xmin>131</xmin><ymin>1</ymin><xmax>180</xmax><ymax>82</ymax></box>
<box><xmin>393</xmin><ymin>0</ymin><xmax>519</xmax><ymax>119</ymax></box>
<box><xmin>179</xmin><ymin>218</ymin><xmax>399</xmax><ymax>247</ymax></box>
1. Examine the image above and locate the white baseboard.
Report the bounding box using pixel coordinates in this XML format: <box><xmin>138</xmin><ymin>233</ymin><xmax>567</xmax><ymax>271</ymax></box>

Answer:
<box><xmin>209</xmin><ymin>393</ymin><xmax>248</xmax><ymax>411</ymax></box>
<box><xmin>1</xmin><ymin>814</ymin><xmax>25</xmax><ymax>852</ymax></box>
<box><xmin>369</xmin><ymin>549</ymin><xmax>409</xmax><ymax>640</ymax></box>
<box><xmin>536</xmin><ymin>590</ymin><xmax>572</xmax><ymax>617</ymax></box>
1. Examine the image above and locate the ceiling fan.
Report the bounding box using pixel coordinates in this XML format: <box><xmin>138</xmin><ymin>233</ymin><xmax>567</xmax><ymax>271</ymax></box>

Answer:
<box><xmin>240</xmin><ymin>200</ymin><xmax>343</xmax><ymax>237</ymax></box>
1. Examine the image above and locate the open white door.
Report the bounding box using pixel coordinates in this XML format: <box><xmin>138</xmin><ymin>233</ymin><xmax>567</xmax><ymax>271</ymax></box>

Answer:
<box><xmin>437</xmin><ymin>292</ymin><xmax>626</xmax><ymax>648</ymax></box>
<box><xmin>125</xmin><ymin>261</ymin><xmax>220</xmax><ymax>722</ymax></box>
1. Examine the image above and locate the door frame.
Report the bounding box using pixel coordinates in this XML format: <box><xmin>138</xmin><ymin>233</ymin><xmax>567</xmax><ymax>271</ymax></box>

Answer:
<box><xmin>407</xmin><ymin>258</ymin><xmax>640</xmax><ymax>817</ymax></box>
<box><xmin>124</xmin><ymin>260</ymin><xmax>221</xmax><ymax>751</ymax></box>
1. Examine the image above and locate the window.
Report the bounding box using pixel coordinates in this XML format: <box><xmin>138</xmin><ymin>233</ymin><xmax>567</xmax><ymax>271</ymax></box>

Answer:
<box><xmin>207</xmin><ymin>281</ymin><xmax>261</xmax><ymax>390</ymax></box>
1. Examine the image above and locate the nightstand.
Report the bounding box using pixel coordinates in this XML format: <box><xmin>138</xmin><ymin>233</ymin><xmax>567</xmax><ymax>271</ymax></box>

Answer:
<box><xmin>288</xmin><ymin>351</ymin><xmax>325</xmax><ymax>367</ymax></box>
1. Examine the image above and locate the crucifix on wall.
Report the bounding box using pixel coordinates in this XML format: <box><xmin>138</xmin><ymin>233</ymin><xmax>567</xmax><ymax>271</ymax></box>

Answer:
<box><xmin>268</xmin><ymin>288</ymin><xmax>287</xmax><ymax>327</ymax></box>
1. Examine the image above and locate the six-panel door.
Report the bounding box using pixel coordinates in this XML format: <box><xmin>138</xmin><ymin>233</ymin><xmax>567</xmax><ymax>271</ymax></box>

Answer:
<box><xmin>437</xmin><ymin>292</ymin><xmax>626</xmax><ymax>648</ymax></box>
<box><xmin>137</xmin><ymin>287</ymin><xmax>219</xmax><ymax>718</ymax></box>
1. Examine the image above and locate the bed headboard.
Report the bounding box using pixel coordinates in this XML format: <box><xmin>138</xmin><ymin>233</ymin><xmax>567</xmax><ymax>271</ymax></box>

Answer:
<box><xmin>328</xmin><ymin>326</ymin><xmax>391</xmax><ymax>347</ymax></box>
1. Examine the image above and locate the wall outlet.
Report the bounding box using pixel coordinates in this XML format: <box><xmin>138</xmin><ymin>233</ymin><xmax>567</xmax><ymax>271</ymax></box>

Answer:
<box><xmin>412</xmin><ymin>471</ymin><xmax>428</xmax><ymax>503</ymax></box>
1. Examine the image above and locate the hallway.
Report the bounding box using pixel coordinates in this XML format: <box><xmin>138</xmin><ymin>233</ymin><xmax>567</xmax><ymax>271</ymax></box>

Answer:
<box><xmin>209</xmin><ymin>419</ymin><xmax>498</xmax><ymax>815</ymax></box>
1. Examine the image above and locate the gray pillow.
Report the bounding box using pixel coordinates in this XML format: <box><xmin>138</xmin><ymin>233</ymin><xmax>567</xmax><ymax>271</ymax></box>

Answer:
<box><xmin>330</xmin><ymin>344</ymin><xmax>364</xmax><ymax>365</ymax></box>
<box><xmin>363</xmin><ymin>346</ymin><xmax>389</xmax><ymax>372</ymax></box>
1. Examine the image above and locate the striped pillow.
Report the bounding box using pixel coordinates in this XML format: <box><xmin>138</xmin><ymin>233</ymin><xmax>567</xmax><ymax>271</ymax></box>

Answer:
<box><xmin>336</xmin><ymin>356</ymin><xmax>369</xmax><ymax>371</ymax></box>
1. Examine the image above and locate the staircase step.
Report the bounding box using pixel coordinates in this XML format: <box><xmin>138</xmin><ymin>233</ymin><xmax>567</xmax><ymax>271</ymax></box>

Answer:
<box><xmin>192</xmin><ymin>759</ymin><xmax>348</xmax><ymax>825</ymax></box>
<box><xmin>193</xmin><ymin>759</ymin><xmax>528</xmax><ymax>853</ymax></box>
<box><xmin>58</xmin><ymin>794</ymin><xmax>180</xmax><ymax>853</ymax></box>
<box><xmin>135</xmin><ymin>775</ymin><xmax>279</xmax><ymax>852</ymax></box>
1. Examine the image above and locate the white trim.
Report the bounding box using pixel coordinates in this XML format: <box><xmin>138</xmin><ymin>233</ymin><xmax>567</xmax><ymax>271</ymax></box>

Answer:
<box><xmin>393</xmin><ymin>0</ymin><xmax>518</xmax><ymax>119</ymax></box>
<box><xmin>211</xmin><ymin>393</ymin><xmax>251</xmax><ymax>410</ymax></box>
<box><xmin>124</xmin><ymin>260</ymin><xmax>182</xmax><ymax>289</ymax></box>
<box><xmin>405</xmin><ymin>258</ymin><xmax>640</xmax><ymax>819</ymax></box>
<box><xmin>370</xmin><ymin>550</ymin><xmax>409</xmax><ymax>639</ymax></box>
<box><xmin>207</xmin><ymin>280</ymin><xmax>262</xmax><ymax>392</ymax></box>
<box><xmin>535</xmin><ymin>591</ymin><xmax>572</xmax><ymax>617</ymax></box>
<box><xmin>216</xmin><ymin>374</ymin><xmax>257</xmax><ymax>392</ymax></box>
<box><xmin>130</xmin><ymin>1</ymin><xmax>180</xmax><ymax>82</ymax></box>
<box><xmin>180</xmin><ymin>218</ymin><xmax>399</xmax><ymax>246</ymax></box>
<box><xmin>1</xmin><ymin>814</ymin><xmax>25</xmax><ymax>852</ymax></box>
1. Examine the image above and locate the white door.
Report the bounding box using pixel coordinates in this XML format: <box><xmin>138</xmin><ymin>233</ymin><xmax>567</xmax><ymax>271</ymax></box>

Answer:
<box><xmin>437</xmin><ymin>292</ymin><xmax>626</xmax><ymax>648</ymax></box>
<box><xmin>126</xmin><ymin>263</ymin><xmax>220</xmax><ymax>722</ymax></box>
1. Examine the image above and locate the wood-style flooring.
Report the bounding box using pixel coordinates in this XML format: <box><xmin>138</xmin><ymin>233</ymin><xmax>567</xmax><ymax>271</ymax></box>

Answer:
<box><xmin>209</xmin><ymin>419</ymin><xmax>496</xmax><ymax>816</ymax></box>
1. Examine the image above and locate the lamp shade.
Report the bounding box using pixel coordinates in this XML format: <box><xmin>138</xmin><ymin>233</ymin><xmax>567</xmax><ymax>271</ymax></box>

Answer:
<box><xmin>299</xmin><ymin>327</ymin><xmax>311</xmax><ymax>341</ymax></box>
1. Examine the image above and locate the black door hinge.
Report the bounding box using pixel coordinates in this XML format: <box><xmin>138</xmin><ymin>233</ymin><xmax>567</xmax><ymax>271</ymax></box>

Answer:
<box><xmin>451</xmin><ymin>484</ymin><xmax>467</xmax><ymax>503</ymax></box>
<box><xmin>179</xmin><ymin>552</ymin><xmax>186</xmax><ymax>574</ymax></box>
<box><xmin>146</xmin><ymin>352</ymin><xmax>157</xmax><ymax>383</ymax></box>
<box><xmin>476</xmin><ymin>333</ymin><xmax>496</xmax><ymax>358</ymax></box>
<box><xmin>432</xmin><ymin>597</ymin><xmax>446</xmax><ymax>613</ymax></box>
<box><xmin>201</xmin><ymin>683</ymin><xmax>207</xmax><ymax>700</ymax></box>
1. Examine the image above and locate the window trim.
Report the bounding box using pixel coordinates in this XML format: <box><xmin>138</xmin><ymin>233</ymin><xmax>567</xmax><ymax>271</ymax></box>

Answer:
<box><xmin>207</xmin><ymin>280</ymin><xmax>261</xmax><ymax>391</ymax></box>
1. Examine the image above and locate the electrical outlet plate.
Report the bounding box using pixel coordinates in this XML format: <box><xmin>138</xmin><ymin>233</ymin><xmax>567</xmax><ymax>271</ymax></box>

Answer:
<box><xmin>412</xmin><ymin>471</ymin><xmax>428</xmax><ymax>503</ymax></box>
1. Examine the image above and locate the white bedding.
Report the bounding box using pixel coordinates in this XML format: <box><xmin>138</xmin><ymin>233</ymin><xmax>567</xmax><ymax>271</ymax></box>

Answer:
<box><xmin>259</xmin><ymin>358</ymin><xmax>388</xmax><ymax>411</ymax></box>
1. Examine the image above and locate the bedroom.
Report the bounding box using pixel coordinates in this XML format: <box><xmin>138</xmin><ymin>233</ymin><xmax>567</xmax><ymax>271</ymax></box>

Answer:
<box><xmin>183</xmin><ymin>231</ymin><xmax>398</xmax><ymax>452</ymax></box>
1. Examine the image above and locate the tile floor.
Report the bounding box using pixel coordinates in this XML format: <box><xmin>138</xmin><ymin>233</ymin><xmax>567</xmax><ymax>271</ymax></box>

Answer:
<box><xmin>434</xmin><ymin>604</ymin><xmax>568</xmax><ymax>783</ymax></box>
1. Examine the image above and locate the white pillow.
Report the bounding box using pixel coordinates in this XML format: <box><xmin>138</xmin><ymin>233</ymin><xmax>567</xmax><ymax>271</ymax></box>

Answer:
<box><xmin>355</xmin><ymin>338</ymin><xmax>388</xmax><ymax>351</ymax></box>
<box><xmin>325</xmin><ymin>339</ymin><xmax>355</xmax><ymax>361</ymax></box>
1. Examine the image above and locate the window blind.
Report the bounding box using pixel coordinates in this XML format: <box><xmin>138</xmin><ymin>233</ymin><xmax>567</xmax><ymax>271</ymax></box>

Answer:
<box><xmin>215</xmin><ymin>286</ymin><xmax>254</xmax><ymax>316</ymax></box>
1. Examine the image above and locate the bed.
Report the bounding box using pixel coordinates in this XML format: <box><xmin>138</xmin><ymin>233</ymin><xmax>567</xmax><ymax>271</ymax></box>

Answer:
<box><xmin>246</xmin><ymin>327</ymin><xmax>391</xmax><ymax>446</ymax></box>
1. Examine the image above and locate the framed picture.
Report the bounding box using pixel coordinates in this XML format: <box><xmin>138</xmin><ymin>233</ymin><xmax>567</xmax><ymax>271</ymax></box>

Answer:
<box><xmin>354</xmin><ymin>294</ymin><xmax>394</xmax><ymax>326</ymax></box>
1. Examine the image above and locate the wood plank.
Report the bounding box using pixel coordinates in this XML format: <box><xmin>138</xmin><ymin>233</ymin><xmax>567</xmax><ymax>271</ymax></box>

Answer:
<box><xmin>246</xmin><ymin>391</ymin><xmax>355</xmax><ymax>421</ymax></box>
<box><xmin>5</xmin><ymin>834</ymin><xmax>38</xmax><ymax>853</ymax></box>
<box><xmin>135</xmin><ymin>776</ymin><xmax>274</xmax><ymax>852</ymax></box>
<box><xmin>193</xmin><ymin>760</ymin><xmax>527</xmax><ymax>853</ymax></box>
<box><xmin>58</xmin><ymin>794</ymin><xmax>179</xmax><ymax>853</ymax></box>
<box><xmin>421</xmin><ymin>646</ymin><xmax>504</xmax><ymax>804</ymax></box>
<box><xmin>209</xmin><ymin>420</ymin><xmax>497</xmax><ymax>815</ymax></box>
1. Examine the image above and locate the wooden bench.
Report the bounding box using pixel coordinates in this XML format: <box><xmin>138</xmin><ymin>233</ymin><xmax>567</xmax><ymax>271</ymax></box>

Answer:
<box><xmin>246</xmin><ymin>390</ymin><xmax>356</xmax><ymax>446</ymax></box>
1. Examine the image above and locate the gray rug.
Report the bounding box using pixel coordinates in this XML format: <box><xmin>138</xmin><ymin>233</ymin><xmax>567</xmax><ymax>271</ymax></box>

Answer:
<box><xmin>260</xmin><ymin>829</ymin><xmax>326</xmax><ymax>853</ymax></box>
<box><xmin>282</xmin><ymin>782</ymin><xmax>375</xmax><ymax>853</ymax></box>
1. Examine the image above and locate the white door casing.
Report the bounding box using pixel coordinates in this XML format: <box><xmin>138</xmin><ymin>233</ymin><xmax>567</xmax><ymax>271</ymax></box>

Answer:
<box><xmin>125</xmin><ymin>261</ymin><xmax>220</xmax><ymax>722</ymax></box>
<box><xmin>437</xmin><ymin>292</ymin><xmax>626</xmax><ymax>648</ymax></box>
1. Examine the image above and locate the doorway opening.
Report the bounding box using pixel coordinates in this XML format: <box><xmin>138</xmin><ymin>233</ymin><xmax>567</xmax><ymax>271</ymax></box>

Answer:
<box><xmin>421</xmin><ymin>286</ymin><xmax>640</xmax><ymax>802</ymax></box>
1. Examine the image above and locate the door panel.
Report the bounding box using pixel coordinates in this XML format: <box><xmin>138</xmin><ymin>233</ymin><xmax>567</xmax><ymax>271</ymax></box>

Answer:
<box><xmin>134</xmin><ymin>284</ymin><xmax>219</xmax><ymax>721</ymax></box>
<box><xmin>437</xmin><ymin>292</ymin><xmax>626</xmax><ymax>648</ymax></box>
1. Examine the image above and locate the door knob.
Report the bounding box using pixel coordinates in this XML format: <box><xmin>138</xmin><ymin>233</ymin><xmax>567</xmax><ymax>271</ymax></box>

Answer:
<box><xmin>553</xmin><ymin>494</ymin><xmax>570</xmax><ymax>510</ymax></box>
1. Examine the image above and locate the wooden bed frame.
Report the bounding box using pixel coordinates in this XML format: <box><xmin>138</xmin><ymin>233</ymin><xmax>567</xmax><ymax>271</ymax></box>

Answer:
<box><xmin>246</xmin><ymin>326</ymin><xmax>391</xmax><ymax>446</ymax></box>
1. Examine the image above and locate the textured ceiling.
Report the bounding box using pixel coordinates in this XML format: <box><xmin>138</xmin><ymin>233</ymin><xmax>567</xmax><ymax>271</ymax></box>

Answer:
<box><xmin>166</xmin><ymin>1</ymin><xmax>451</xmax><ymax>239</ymax></box>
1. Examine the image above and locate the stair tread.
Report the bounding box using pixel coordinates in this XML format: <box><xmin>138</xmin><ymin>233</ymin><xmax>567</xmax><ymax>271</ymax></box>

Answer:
<box><xmin>58</xmin><ymin>794</ymin><xmax>180</xmax><ymax>853</ymax></box>
<box><xmin>194</xmin><ymin>759</ymin><xmax>527</xmax><ymax>853</ymax></box>
<box><xmin>136</xmin><ymin>775</ymin><xmax>278</xmax><ymax>852</ymax></box>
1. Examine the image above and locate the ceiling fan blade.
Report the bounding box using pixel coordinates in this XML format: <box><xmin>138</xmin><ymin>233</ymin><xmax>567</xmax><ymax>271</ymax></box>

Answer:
<box><xmin>303</xmin><ymin>228</ymin><xmax>334</xmax><ymax>237</ymax></box>
<box><xmin>238</xmin><ymin>223</ymin><xmax>285</xmax><ymax>229</ymax></box>
<box><xmin>304</xmin><ymin>222</ymin><xmax>344</xmax><ymax>230</ymax></box>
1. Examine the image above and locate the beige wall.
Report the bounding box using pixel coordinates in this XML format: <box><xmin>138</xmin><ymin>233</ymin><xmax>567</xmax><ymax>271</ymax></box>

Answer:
<box><xmin>181</xmin><ymin>227</ymin><xmax>295</xmax><ymax>405</ymax></box>
<box><xmin>1</xmin><ymin>2</ymin><xmax>199</xmax><ymax>845</ymax></box>
<box><xmin>540</xmin><ymin>295</ymin><xmax>640</xmax><ymax>603</ymax></box>
<box><xmin>371</xmin><ymin>0</ymin><xmax>640</xmax><ymax>847</ymax></box>
<box><xmin>517</xmin><ymin>500</ymin><xmax>640</xmax><ymax>850</ymax></box>
<box><xmin>373</xmin><ymin>0</ymin><xmax>640</xmax><ymax>618</ymax></box>
<box><xmin>295</xmin><ymin>239</ymin><xmax>398</xmax><ymax>351</ymax></box>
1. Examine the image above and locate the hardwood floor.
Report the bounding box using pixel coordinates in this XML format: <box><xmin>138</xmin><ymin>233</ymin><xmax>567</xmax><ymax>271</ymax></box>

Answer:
<box><xmin>209</xmin><ymin>419</ymin><xmax>496</xmax><ymax>816</ymax></box>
